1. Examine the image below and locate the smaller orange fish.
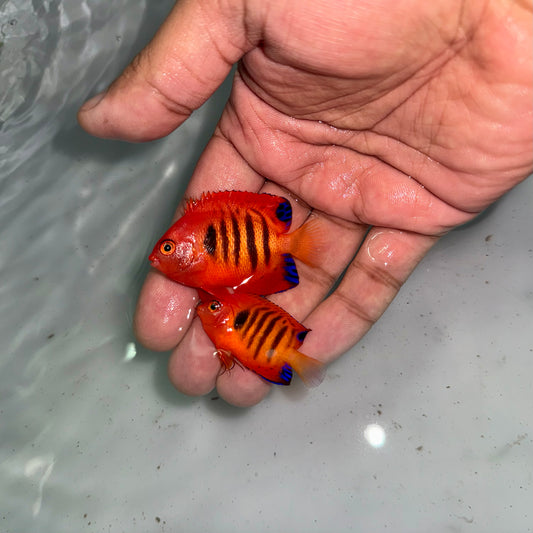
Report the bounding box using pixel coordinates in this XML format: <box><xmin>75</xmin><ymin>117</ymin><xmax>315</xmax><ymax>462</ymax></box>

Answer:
<box><xmin>196</xmin><ymin>289</ymin><xmax>326</xmax><ymax>387</ymax></box>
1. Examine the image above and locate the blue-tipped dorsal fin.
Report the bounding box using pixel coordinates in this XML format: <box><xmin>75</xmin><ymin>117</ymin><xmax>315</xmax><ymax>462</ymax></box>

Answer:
<box><xmin>275</xmin><ymin>199</ymin><xmax>292</xmax><ymax>229</ymax></box>
<box><xmin>296</xmin><ymin>330</ymin><xmax>309</xmax><ymax>343</ymax></box>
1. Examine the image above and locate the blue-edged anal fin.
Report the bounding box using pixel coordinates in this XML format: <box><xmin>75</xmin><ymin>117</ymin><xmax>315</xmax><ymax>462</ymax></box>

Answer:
<box><xmin>261</xmin><ymin>362</ymin><xmax>293</xmax><ymax>386</ymax></box>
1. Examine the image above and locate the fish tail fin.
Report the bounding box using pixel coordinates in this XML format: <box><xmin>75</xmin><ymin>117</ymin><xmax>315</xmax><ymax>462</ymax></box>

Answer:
<box><xmin>287</xmin><ymin>349</ymin><xmax>326</xmax><ymax>388</ymax></box>
<box><xmin>289</xmin><ymin>217</ymin><xmax>324</xmax><ymax>267</ymax></box>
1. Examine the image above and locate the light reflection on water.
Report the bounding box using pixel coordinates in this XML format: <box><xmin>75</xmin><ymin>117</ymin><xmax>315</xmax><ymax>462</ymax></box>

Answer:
<box><xmin>24</xmin><ymin>454</ymin><xmax>55</xmax><ymax>516</ymax></box>
<box><xmin>364</xmin><ymin>423</ymin><xmax>386</xmax><ymax>449</ymax></box>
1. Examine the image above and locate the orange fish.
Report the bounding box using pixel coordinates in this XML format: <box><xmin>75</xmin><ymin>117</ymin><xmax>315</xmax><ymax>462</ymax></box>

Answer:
<box><xmin>149</xmin><ymin>190</ymin><xmax>320</xmax><ymax>295</ymax></box>
<box><xmin>196</xmin><ymin>289</ymin><xmax>326</xmax><ymax>387</ymax></box>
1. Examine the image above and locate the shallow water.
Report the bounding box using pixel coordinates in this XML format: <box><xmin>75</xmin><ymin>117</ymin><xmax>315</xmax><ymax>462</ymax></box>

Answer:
<box><xmin>1</xmin><ymin>1</ymin><xmax>532</xmax><ymax>532</ymax></box>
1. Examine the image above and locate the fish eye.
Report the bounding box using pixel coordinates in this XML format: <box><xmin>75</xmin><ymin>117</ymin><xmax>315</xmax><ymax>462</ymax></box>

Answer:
<box><xmin>160</xmin><ymin>240</ymin><xmax>175</xmax><ymax>255</ymax></box>
<box><xmin>208</xmin><ymin>301</ymin><xmax>221</xmax><ymax>312</ymax></box>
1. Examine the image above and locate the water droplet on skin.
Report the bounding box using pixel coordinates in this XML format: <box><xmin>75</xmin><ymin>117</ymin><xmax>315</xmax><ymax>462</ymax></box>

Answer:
<box><xmin>366</xmin><ymin>231</ymin><xmax>401</xmax><ymax>267</ymax></box>
<box><xmin>161</xmin><ymin>296</ymin><xmax>178</xmax><ymax>325</ymax></box>
<box><xmin>161</xmin><ymin>293</ymin><xmax>197</xmax><ymax>326</ymax></box>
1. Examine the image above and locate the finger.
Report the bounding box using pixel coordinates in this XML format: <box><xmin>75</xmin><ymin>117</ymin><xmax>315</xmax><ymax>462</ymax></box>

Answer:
<box><xmin>167</xmin><ymin>318</ymin><xmax>221</xmax><ymax>397</ymax></box>
<box><xmin>215</xmin><ymin>366</ymin><xmax>272</xmax><ymax>407</ymax></box>
<box><xmin>302</xmin><ymin>228</ymin><xmax>439</xmax><ymax>363</ymax></box>
<box><xmin>78</xmin><ymin>0</ymin><xmax>252</xmax><ymax>141</ymax></box>
<box><xmin>134</xmin><ymin>270</ymin><xmax>197</xmax><ymax>351</ymax></box>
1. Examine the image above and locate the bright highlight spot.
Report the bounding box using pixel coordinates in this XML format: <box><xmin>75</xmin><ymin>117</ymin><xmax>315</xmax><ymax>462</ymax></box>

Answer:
<box><xmin>364</xmin><ymin>423</ymin><xmax>386</xmax><ymax>448</ymax></box>
<box><xmin>123</xmin><ymin>342</ymin><xmax>137</xmax><ymax>362</ymax></box>
<box><xmin>25</xmin><ymin>455</ymin><xmax>55</xmax><ymax>516</ymax></box>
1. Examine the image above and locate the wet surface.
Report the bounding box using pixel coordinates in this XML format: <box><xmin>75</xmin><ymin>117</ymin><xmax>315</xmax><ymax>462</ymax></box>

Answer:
<box><xmin>1</xmin><ymin>1</ymin><xmax>532</xmax><ymax>531</ymax></box>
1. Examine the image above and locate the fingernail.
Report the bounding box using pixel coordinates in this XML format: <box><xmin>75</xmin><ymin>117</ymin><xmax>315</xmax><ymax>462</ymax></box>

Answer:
<box><xmin>80</xmin><ymin>91</ymin><xmax>106</xmax><ymax>112</ymax></box>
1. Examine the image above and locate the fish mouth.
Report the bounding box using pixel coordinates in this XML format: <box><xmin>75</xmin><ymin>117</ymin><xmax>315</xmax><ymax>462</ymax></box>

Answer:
<box><xmin>148</xmin><ymin>253</ymin><xmax>159</xmax><ymax>267</ymax></box>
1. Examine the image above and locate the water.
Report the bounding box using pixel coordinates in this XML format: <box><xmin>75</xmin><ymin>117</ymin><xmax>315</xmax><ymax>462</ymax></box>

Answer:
<box><xmin>1</xmin><ymin>1</ymin><xmax>533</xmax><ymax>532</ymax></box>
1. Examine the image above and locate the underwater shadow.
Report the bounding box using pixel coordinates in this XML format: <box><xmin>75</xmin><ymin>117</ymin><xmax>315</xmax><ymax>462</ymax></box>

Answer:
<box><xmin>203</xmin><ymin>394</ymin><xmax>253</xmax><ymax>419</ymax></box>
<box><xmin>52</xmin><ymin>123</ymin><xmax>160</xmax><ymax>163</ymax></box>
<box><xmin>452</xmin><ymin>201</ymin><xmax>498</xmax><ymax>232</ymax></box>
<box><xmin>52</xmin><ymin>63</ymin><xmax>235</xmax><ymax>165</ymax></box>
<box><xmin>133</xmin><ymin>345</ymin><xmax>198</xmax><ymax>408</ymax></box>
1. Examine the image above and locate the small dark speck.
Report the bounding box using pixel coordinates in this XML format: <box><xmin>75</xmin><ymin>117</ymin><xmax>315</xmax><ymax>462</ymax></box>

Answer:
<box><xmin>416</xmin><ymin>445</ymin><xmax>423</xmax><ymax>452</ymax></box>
<box><xmin>457</xmin><ymin>515</ymin><xmax>474</xmax><ymax>524</ymax></box>
<box><xmin>47</xmin><ymin>333</ymin><xmax>55</xmax><ymax>340</ymax></box>
<box><xmin>446</xmin><ymin>385</ymin><xmax>451</xmax><ymax>389</ymax></box>
<box><xmin>273</xmin><ymin>451</ymin><xmax>277</xmax><ymax>457</ymax></box>
<box><xmin>485</xmin><ymin>234</ymin><xmax>493</xmax><ymax>242</ymax></box>
<box><xmin>155</xmin><ymin>517</ymin><xmax>161</xmax><ymax>523</ymax></box>
<box><xmin>33</xmin><ymin>277</ymin><xmax>40</xmax><ymax>281</ymax></box>
<box><xmin>211</xmin><ymin>396</ymin><xmax>220</xmax><ymax>401</ymax></box>
<box><xmin>377</xmin><ymin>410</ymin><xmax>382</xmax><ymax>415</ymax></box>
<box><xmin>83</xmin><ymin>514</ymin><xmax>87</xmax><ymax>518</ymax></box>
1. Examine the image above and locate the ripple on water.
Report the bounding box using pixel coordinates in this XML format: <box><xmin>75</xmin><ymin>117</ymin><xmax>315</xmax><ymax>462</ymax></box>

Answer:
<box><xmin>0</xmin><ymin>0</ymin><xmax>147</xmax><ymax>176</ymax></box>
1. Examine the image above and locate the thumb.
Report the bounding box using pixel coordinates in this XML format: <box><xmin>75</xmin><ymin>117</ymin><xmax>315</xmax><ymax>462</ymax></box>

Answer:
<box><xmin>78</xmin><ymin>0</ymin><xmax>251</xmax><ymax>142</ymax></box>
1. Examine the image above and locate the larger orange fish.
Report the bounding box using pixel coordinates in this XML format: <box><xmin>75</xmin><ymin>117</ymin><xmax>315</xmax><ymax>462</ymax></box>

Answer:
<box><xmin>196</xmin><ymin>289</ymin><xmax>326</xmax><ymax>387</ymax></box>
<box><xmin>149</xmin><ymin>191</ymin><xmax>320</xmax><ymax>295</ymax></box>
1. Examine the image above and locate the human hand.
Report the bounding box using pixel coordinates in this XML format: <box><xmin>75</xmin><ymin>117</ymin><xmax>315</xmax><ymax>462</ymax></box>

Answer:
<box><xmin>78</xmin><ymin>0</ymin><xmax>533</xmax><ymax>406</ymax></box>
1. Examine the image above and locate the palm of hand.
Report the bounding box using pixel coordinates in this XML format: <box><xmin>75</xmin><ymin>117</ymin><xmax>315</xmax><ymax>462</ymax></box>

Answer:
<box><xmin>79</xmin><ymin>0</ymin><xmax>532</xmax><ymax>406</ymax></box>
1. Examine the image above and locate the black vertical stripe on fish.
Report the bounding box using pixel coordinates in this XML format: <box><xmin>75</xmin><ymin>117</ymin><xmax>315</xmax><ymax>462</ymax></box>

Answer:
<box><xmin>250</xmin><ymin>208</ymin><xmax>270</xmax><ymax>266</ymax></box>
<box><xmin>241</xmin><ymin>308</ymin><xmax>261</xmax><ymax>339</ymax></box>
<box><xmin>220</xmin><ymin>218</ymin><xmax>229</xmax><ymax>262</ymax></box>
<box><xmin>245</xmin><ymin>213</ymin><xmax>258</xmax><ymax>271</ymax></box>
<box><xmin>233</xmin><ymin>309</ymin><xmax>250</xmax><ymax>330</ymax></box>
<box><xmin>254</xmin><ymin>316</ymin><xmax>282</xmax><ymax>359</ymax></box>
<box><xmin>260</xmin><ymin>211</ymin><xmax>271</xmax><ymax>265</ymax></box>
<box><xmin>231</xmin><ymin>213</ymin><xmax>240</xmax><ymax>266</ymax></box>
<box><xmin>288</xmin><ymin>329</ymin><xmax>296</xmax><ymax>347</ymax></box>
<box><xmin>268</xmin><ymin>325</ymin><xmax>288</xmax><ymax>359</ymax></box>
<box><xmin>246</xmin><ymin>310</ymin><xmax>275</xmax><ymax>349</ymax></box>
<box><xmin>204</xmin><ymin>224</ymin><xmax>217</xmax><ymax>256</ymax></box>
